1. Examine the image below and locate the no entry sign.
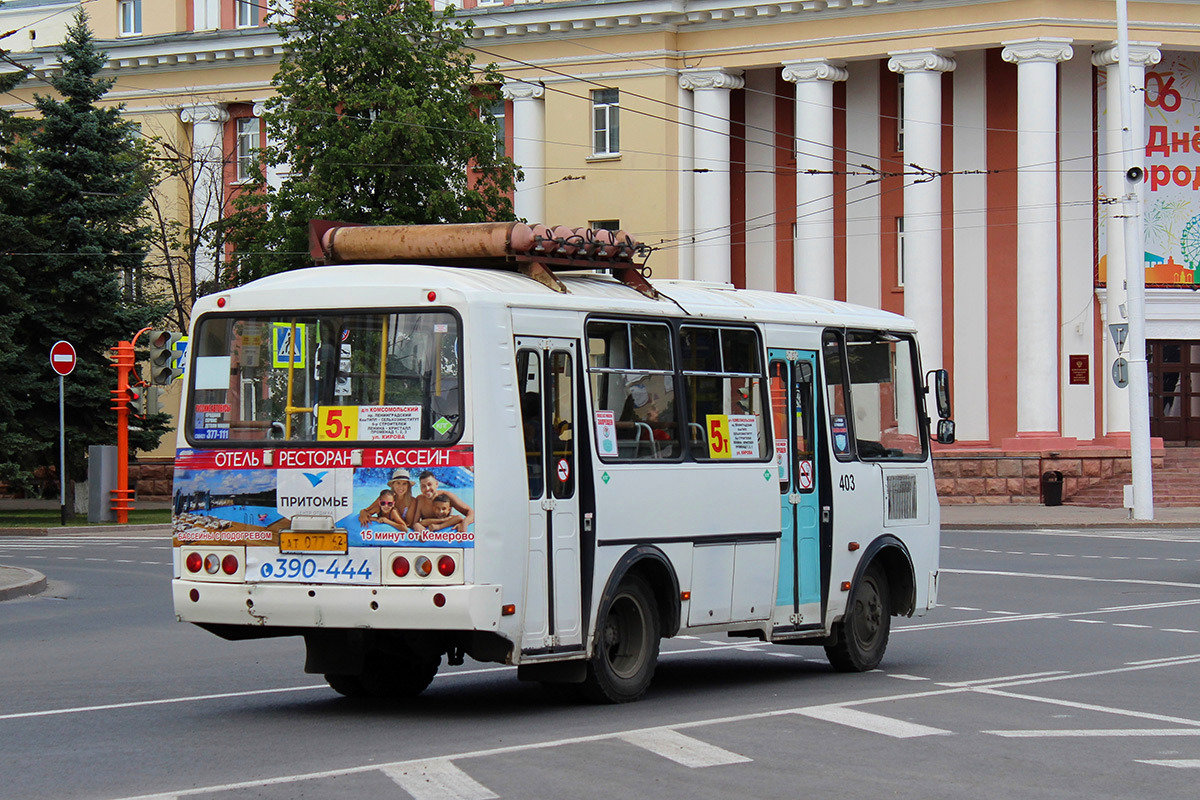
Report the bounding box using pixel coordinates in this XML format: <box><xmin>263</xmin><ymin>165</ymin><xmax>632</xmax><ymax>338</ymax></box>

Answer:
<box><xmin>50</xmin><ymin>340</ymin><xmax>77</xmax><ymax>376</ymax></box>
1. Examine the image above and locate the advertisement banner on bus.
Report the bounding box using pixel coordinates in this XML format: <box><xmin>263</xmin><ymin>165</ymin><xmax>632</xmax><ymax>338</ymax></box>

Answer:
<box><xmin>172</xmin><ymin>446</ymin><xmax>475</xmax><ymax>548</ymax></box>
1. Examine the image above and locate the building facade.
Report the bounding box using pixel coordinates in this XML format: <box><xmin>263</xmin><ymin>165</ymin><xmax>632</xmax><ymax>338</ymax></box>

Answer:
<box><xmin>5</xmin><ymin>0</ymin><xmax>1200</xmax><ymax>499</ymax></box>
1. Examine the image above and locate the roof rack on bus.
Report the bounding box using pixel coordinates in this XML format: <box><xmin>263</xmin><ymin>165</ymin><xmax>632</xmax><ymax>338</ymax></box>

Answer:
<box><xmin>309</xmin><ymin>220</ymin><xmax>659</xmax><ymax>299</ymax></box>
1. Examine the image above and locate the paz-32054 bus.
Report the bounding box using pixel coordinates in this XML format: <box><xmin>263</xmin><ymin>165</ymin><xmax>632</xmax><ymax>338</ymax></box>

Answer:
<box><xmin>171</xmin><ymin>222</ymin><xmax>954</xmax><ymax>703</ymax></box>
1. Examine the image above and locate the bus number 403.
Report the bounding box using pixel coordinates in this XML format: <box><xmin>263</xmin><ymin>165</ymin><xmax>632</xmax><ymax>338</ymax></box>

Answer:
<box><xmin>839</xmin><ymin>474</ymin><xmax>856</xmax><ymax>491</ymax></box>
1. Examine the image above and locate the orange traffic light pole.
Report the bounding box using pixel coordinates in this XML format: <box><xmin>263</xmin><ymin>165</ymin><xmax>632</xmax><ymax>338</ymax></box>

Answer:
<box><xmin>108</xmin><ymin>328</ymin><xmax>152</xmax><ymax>524</ymax></box>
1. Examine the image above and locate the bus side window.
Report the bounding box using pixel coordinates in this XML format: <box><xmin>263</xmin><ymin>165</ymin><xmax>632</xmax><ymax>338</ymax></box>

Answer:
<box><xmin>517</xmin><ymin>349</ymin><xmax>543</xmax><ymax>500</ymax></box>
<box><xmin>822</xmin><ymin>331</ymin><xmax>854</xmax><ymax>461</ymax></box>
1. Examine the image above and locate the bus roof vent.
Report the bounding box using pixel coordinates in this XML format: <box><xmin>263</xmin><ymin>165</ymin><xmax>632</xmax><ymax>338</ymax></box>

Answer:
<box><xmin>309</xmin><ymin>220</ymin><xmax>658</xmax><ymax>299</ymax></box>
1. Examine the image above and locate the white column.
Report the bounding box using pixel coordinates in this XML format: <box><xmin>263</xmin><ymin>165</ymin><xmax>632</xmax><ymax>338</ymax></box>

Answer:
<box><xmin>502</xmin><ymin>81</ymin><xmax>546</xmax><ymax>224</ymax></box>
<box><xmin>782</xmin><ymin>59</ymin><xmax>848</xmax><ymax>300</ymax></box>
<box><xmin>677</xmin><ymin>84</ymin><xmax>695</xmax><ymax>280</ymax></box>
<box><xmin>1092</xmin><ymin>42</ymin><xmax>1161</xmax><ymax>437</ymax></box>
<box><xmin>844</xmin><ymin>61</ymin><xmax>881</xmax><ymax>310</ymax></box>
<box><xmin>680</xmin><ymin>68</ymin><xmax>744</xmax><ymax>284</ymax></box>
<box><xmin>743</xmin><ymin>69</ymin><xmax>777</xmax><ymax>291</ymax></box>
<box><xmin>180</xmin><ymin>104</ymin><xmax>228</xmax><ymax>287</ymax></box>
<box><xmin>252</xmin><ymin>101</ymin><xmax>287</xmax><ymax>193</ymax></box>
<box><xmin>1002</xmin><ymin>39</ymin><xmax>1073</xmax><ymax>437</ymax></box>
<box><xmin>888</xmin><ymin>50</ymin><xmax>956</xmax><ymax>372</ymax></box>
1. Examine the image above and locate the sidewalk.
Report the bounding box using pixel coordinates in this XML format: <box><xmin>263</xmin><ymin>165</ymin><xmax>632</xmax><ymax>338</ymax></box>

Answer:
<box><xmin>940</xmin><ymin>503</ymin><xmax>1200</xmax><ymax>530</ymax></box>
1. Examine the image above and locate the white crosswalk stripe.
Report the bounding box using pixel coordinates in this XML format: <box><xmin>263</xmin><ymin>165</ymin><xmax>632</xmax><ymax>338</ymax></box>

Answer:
<box><xmin>618</xmin><ymin>728</ymin><xmax>752</xmax><ymax>768</ymax></box>
<box><xmin>382</xmin><ymin>760</ymin><xmax>498</xmax><ymax>800</ymax></box>
<box><xmin>796</xmin><ymin>705</ymin><xmax>952</xmax><ymax>738</ymax></box>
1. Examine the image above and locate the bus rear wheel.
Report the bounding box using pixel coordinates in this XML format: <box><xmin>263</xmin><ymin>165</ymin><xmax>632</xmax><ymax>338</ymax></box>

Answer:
<box><xmin>581</xmin><ymin>574</ymin><xmax>660</xmax><ymax>703</ymax></box>
<box><xmin>825</xmin><ymin>563</ymin><xmax>890</xmax><ymax>672</ymax></box>
<box><xmin>326</xmin><ymin>648</ymin><xmax>441</xmax><ymax>699</ymax></box>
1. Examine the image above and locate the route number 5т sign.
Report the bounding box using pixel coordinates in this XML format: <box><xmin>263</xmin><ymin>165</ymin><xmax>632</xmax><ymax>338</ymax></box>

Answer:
<box><xmin>318</xmin><ymin>407</ymin><xmax>357</xmax><ymax>441</ymax></box>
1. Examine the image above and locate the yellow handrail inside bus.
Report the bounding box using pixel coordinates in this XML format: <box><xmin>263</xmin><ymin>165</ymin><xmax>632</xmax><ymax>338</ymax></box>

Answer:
<box><xmin>285</xmin><ymin>320</ymin><xmax>299</xmax><ymax>438</ymax></box>
<box><xmin>378</xmin><ymin>315</ymin><xmax>388</xmax><ymax>405</ymax></box>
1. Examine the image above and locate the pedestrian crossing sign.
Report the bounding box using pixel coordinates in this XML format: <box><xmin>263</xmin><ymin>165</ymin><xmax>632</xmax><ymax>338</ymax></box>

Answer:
<box><xmin>272</xmin><ymin>322</ymin><xmax>308</xmax><ymax>368</ymax></box>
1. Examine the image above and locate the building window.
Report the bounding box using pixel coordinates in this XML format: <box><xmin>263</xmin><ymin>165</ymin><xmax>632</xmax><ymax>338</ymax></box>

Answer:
<box><xmin>236</xmin><ymin>117</ymin><xmax>260</xmax><ymax>182</ymax></box>
<box><xmin>590</xmin><ymin>219</ymin><xmax>620</xmax><ymax>232</ymax></box>
<box><xmin>592</xmin><ymin>88</ymin><xmax>620</xmax><ymax>157</ymax></box>
<box><xmin>119</xmin><ymin>0</ymin><xmax>142</xmax><ymax>36</ymax></box>
<box><xmin>896</xmin><ymin>216</ymin><xmax>905</xmax><ymax>288</ymax></box>
<box><xmin>236</xmin><ymin>0</ymin><xmax>260</xmax><ymax>28</ymax></box>
<box><xmin>484</xmin><ymin>100</ymin><xmax>505</xmax><ymax>157</ymax></box>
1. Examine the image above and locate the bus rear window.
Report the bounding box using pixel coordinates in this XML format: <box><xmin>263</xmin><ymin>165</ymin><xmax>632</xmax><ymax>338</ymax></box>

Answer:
<box><xmin>188</xmin><ymin>311</ymin><xmax>462</xmax><ymax>445</ymax></box>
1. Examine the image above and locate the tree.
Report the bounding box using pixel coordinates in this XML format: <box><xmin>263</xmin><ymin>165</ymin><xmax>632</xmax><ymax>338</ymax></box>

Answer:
<box><xmin>9</xmin><ymin>10</ymin><xmax>170</xmax><ymax>495</ymax></box>
<box><xmin>0</xmin><ymin>40</ymin><xmax>41</xmax><ymax>491</ymax></box>
<box><xmin>224</xmin><ymin>0</ymin><xmax>517</xmax><ymax>282</ymax></box>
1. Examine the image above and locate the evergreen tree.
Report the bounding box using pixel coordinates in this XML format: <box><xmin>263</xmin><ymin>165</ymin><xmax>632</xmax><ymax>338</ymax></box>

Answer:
<box><xmin>225</xmin><ymin>0</ymin><xmax>517</xmax><ymax>282</ymax></box>
<box><xmin>0</xmin><ymin>46</ymin><xmax>40</xmax><ymax>490</ymax></box>
<box><xmin>12</xmin><ymin>9</ymin><xmax>169</xmax><ymax>493</ymax></box>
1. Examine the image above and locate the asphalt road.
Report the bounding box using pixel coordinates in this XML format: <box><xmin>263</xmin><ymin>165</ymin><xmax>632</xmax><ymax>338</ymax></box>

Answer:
<box><xmin>2</xmin><ymin>526</ymin><xmax>1199</xmax><ymax>800</ymax></box>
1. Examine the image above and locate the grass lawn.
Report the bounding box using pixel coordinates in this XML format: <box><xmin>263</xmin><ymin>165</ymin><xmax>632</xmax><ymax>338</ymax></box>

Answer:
<box><xmin>0</xmin><ymin>508</ymin><xmax>171</xmax><ymax>528</ymax></box>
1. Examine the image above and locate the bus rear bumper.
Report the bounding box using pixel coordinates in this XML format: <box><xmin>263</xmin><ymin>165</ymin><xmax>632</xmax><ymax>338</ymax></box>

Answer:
<box><xmin>173</xmin><ymin>580</ymin><xmax>503</xmax><ymax>632</ymax></box>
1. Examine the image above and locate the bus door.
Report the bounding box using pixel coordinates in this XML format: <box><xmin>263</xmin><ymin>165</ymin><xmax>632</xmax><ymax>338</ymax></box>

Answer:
<box><xmin>515</xmin><ymin>338</ymin><xmax>583</xmax><ymax>653</ymax></box>
<box><xmin>768</xmin><ymin>349</ymin><xmax>822</xmax><ymax>623</ymax></box>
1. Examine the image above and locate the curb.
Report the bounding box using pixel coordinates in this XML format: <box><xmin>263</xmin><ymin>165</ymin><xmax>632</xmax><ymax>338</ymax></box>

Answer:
<box><xmin>943</xmin><ymin>520</ymin><xmax>1200</xmax><ymax>531</ymax></box>
<box><xmin>0</xmin><ymin>566</ymin><xmax>47</xmax><ymax>601</ymax></box>
<box><xmin>0</xmin><ymin>524</ymin><xmax>168</xmax><ymax>537</ymax></box>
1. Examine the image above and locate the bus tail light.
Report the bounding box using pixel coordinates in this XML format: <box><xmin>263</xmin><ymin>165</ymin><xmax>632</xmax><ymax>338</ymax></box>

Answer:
<box><xmin>414</xmin><ymin>556</ymin><xmax>432</xmax><ymax>577</ymax></box>
<box><xmin>204</xmin><ymin>554</ymin><xmax>221</xmax><ymax>574</ymax></box>
<box><xmin>391</xmin><ymin>556</ymin><xmax>410</xmax><ymax>577</ymax></box>
<box><xmin>221</xmin><ymin>554</ymin><xmax>239</xmax><ymax>575</ymax></box>
<box><xmin>437</xmin><ymin>555</ymin><xmax>455</xmax><ymax>577</ymax></box>
<box><xmin>185</xmin><ymin>552</ymin><xmax>203</xmax><ymax>573</ymax></box>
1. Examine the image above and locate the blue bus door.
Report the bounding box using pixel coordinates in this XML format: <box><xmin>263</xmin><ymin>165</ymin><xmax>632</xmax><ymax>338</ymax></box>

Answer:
<box><xmin>768</xmin><ymin>350</ymin><xmax>822</xmax><ymax>621</ymax></box>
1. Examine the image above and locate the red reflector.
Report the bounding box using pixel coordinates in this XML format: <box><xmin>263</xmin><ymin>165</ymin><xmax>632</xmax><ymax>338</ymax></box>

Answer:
<box><xmin>189</xmin><ymin>588</ymin><xmax>199</xmax><ymax>602</ymax></box>
<box><xmin>391</xmin><ymin>556</ymin><xmax>410</xmax><ymax>577</ymax></box>
<box><xmin>427</xmin><ymin>291</ymin><xmax>437</xmax><ymax>302</ymax></box>
<box><xmin>841</xmin><ymin>581</ymin><xmax>852</xmax><ymax>592</ymax></box>
<box><xmin>433</xmin><ymin>593</ymin><xmax>446</xmax><ymax>607</ymax></box>
<box><xmin>848</xmin><ymin>542</ymin><xmax>860</xmax><ymax>551</ymax></box>
<box><xmin>216</xmin><ymin>296</ymin><xmax>226</xmax><ymax>308</ymax></box>
<box><xmin>415</xmin><ymin>556</ymin><xmax>432</xmax><ymax>577</ymax></box>
<box><xmin>501</xmin><ymin>603</ymin><xmax>516</xmax><ymax>616</ymax></box>
<box><xmin>221</xmin><ymin>554</ymin><xmax>239</xmax><ymax>575</ymax></box>
<box><xmin>185</xmin><ymin>552</ymin><xmax>203</xmax><ymax>573</ymax></box>
<box><xmin>437</xmin><ymin>555</ymin><xmax>455</xmax><ymax>577</ymax></box>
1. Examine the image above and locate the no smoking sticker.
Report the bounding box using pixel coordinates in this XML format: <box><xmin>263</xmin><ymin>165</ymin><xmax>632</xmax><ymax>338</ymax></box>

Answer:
<box><xmin>798</xmin><ymin>460</ymin><xmax>814</xmax><ymax>490</ymax></box>
<box><xmin>557</xmin><ymin>459</ymin><xmax>570</xmax><ymax>482</ymax></box>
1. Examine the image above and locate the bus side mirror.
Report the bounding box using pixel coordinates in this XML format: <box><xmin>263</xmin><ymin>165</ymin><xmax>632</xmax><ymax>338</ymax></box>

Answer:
<box><xmin>927</xmin><ymin>369</ymin><xmax>952</xmax><ymax>420</ymax></box>
<box><xmin>936</xmin><ymin>418</ymin><xmax>956</xmax><ymax>445</ymax></box>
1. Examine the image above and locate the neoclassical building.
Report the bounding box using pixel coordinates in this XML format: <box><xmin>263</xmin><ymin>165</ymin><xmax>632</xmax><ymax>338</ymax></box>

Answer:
<box><xmin>5</xmin><ymin>0</ymin><xmax>1200</xmax><ymax>498</ymax></box>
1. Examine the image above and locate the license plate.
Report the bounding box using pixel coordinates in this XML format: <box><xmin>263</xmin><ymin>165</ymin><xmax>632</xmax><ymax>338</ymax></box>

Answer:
<box><xmin>245</xmin><ymin>549</ymin><xmax>381</xmax><ymax>585</ymax></box>
<box><xmin>279</xmin><ymin>531</ymin><xmax>348</xmax><ymax>554</ymax></box>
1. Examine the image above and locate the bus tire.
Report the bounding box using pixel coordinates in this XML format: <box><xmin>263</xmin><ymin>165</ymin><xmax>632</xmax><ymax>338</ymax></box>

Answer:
<box><xmin>825</xmin><ymin>562</ymin><xmax>890</xmax><ymax>672</ymax></box>
<box><xmin>327</xmin><ymin>649</ymin><xmax>440</xmax><ymax>699</ymax></box>
<box><xmin>581</xmin><ymin>573</ymin><xmax>660</xmax><ymax>704</ymax></box>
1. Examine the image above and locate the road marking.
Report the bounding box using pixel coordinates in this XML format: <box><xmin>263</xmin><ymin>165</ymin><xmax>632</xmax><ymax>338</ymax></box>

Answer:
<box><xmin>1136</xmin><ymin>760</ymin><xmax>1200</xmax><ymax>768</ymax></box>
<box><xmin>1162</xmin><ymin>628</ymin><xmax>1198</xmax><ymax>634</ymax></box>
<box><xmin>973</xmin><ymin>687</ymin><xmax>1200</xmax><ymax>727</ymax></box>
<box><xmin>382</xmin><ymin>760</ymin><xmax>498</xmax><ymax>800</ymax></box>
<box><xmin>887</xmin><ymin>674</ymin><xmax>930</xmax><ymax>681</ymax></box>
<box><xmin>796</xmin><ymin>705</ymin><xmax>951</xmax><ymax>738</ymax></box>
<box><xmin>1113</xmin><ymin>623</ymin><xmax>1152</xmax><ymax>628</ymax></box>
<box><xmin>618</xmin><ymin>728</ymin><xmax>752</xmax><ymax>768</ymax></box>
<box><xmin>940</xmin><ymin>568</ymin><xmax>1200</xmax><ymax>591</ymax></box>
<box><xmin>950</xmin><ymin>606</ymin><xmax>980</xmax><ymax>611</ymax></box>
<box><xmin>1069</xmin><ymin>619</ymin><xmax>1105</xmax><ymax>624</ymax></box>
<box><xmin>936</xmin><ymin>670</ymin><xmax>1068</xmax><ymax>687</ymax></box>
<box><xmin>988</xmin><ymin>728</ymin><xmax>1200</xmax><ymax>738</ymax></box>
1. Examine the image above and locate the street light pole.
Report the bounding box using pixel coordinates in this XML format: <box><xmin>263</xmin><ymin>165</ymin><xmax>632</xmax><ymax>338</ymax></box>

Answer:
<box><xmin>1116</xmin><ymin>0</ymin><xmax>1154</xmax><ymax>519</ymax></box>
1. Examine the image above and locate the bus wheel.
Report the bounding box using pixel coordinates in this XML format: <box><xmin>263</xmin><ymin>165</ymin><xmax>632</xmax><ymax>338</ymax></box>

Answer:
<box><xmin>327</xmin><ymin>649</ymin><xmax>441</xmax><ymax>699</ymax></box>
<box><xmin>582</xmin><ymin>574</ymin><xmax>660</xmax><ymax>703</ymax></box>
<box><xmin>825</xmin><ymin>563</ymin><xmax>890</xmax><ymax>672</ymax></box>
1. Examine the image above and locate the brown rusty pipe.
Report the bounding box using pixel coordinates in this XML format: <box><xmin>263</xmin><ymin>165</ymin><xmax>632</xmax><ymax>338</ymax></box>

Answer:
<box><xmin>321</xmin><ymin>221</ymin><xmax>537</xmax><ymax>262</ymax></box>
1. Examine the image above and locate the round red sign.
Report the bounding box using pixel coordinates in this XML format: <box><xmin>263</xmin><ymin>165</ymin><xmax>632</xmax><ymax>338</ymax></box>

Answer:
<box><xmin>50</xmin><ymin>340</ymin><xmax>76</xmax><ymax>376</ymax></box>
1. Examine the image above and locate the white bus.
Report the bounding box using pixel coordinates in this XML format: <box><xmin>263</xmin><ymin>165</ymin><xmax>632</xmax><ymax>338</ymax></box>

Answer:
<box><xmin>171</xmin><ymin>222</ymin><xmax>954</xmax><ymax>703</ymax></box>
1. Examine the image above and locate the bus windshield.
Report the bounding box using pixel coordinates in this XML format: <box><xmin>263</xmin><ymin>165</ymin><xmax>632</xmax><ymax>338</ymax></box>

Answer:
<box><xmin>187</xmin><ymin>311</ymin><xmax>462</xmax><ymax>445</ymax></box>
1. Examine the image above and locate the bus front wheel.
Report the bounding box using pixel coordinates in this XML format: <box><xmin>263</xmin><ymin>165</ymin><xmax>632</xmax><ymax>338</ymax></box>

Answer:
<box><xmin>825</xmin><ymin>563</ymin><xmax>891</xmax><ymax>672</ymax></box>
<box><xmin>582</xmin><ymin>574</ymin><xmax>660</xmax><ymax>703</ymax></box>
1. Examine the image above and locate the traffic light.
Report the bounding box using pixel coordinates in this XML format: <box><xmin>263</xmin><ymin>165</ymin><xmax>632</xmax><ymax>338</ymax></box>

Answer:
<box><xmin>123</xmin><ymin>385</ymin><xmax>145</xmax><ymax>420</ymax></box>
<box><xmin>148</xmin><ymin>330</ymin><xmax>182</xmax><ymax>385</ymax></box>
